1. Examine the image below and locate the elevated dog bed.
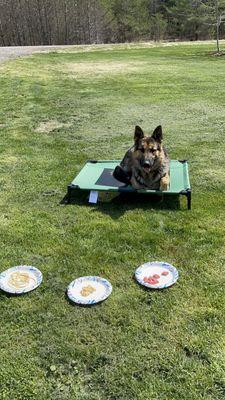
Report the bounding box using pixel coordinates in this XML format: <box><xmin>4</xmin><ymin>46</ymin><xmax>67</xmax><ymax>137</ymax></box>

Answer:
<box><xmin>67</xmin><ymin>160</ymin><xmax>191</xmax><ymax>209</ymax></box>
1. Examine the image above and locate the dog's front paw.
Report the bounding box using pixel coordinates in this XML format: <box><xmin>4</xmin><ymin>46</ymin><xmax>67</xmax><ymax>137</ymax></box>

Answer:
<box><xmin>159</xmin><ymin>175</ymin><xmax>170</xmax><ymax>191</ymax></box>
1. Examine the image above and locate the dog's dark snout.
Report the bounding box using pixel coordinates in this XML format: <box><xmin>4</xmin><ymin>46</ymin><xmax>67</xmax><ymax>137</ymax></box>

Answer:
<box><xmin>143</xmin><ymin>160</ymin><xmax>151</xmax><ymax>168</ymax></box>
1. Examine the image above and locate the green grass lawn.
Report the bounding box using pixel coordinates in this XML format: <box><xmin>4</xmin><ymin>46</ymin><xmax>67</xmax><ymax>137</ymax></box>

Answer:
<box><xmin>0</xmin><ymin>41</ymin><xmax>225</xmax><ymax>400</ymax></box>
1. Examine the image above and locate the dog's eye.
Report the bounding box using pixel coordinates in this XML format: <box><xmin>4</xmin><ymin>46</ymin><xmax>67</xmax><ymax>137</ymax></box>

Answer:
<box><xmin>139</xmin><ymin>147</ymin><xmax>145</xmax><ymax>153</ymax></box>
<box><xmin>150</xmin><ymin>148</ymin><xmax>157</xmax><ymax>153</ymax></box>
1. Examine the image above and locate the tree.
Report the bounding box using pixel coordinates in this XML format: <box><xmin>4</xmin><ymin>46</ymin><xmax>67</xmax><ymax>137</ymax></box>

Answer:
<box><xmin>0</xmin><ymin>0</ymin><xmax>224</xmax><ymax>46</ymax></box>
<box><xmin>214</xmin><ymin>0</ymin><xmax>225</xmax><ymax>51</ymax></box>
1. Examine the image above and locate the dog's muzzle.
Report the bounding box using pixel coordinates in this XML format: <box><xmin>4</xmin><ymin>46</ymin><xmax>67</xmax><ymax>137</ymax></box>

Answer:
<box><xmin>141</xmin><ymin>159</ymin><xmax>154</xmax><ymax>172</ymax></box>
<box><xmin>143</xmin><ymin>160</ymin><xmax>151</xmax><ymax>168</ymax></box>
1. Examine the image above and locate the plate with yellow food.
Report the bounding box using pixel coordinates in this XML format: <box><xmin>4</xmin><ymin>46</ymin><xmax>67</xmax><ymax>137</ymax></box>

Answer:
<box><xmin>0</xmin><ymin>265</ymin><xmax>43</xmax><ymax>294</ymax></box>
<box><xmin>67</xmin><ymin>276</ymin><xmax>112</xmax><ymax>305</ymax></box>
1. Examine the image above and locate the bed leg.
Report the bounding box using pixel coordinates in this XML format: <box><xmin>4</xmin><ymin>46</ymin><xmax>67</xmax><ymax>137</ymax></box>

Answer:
<box><xmin>67</xmin><ymin>185</ymin><xmax>72</xmax><ymax>204</ymax></box>
<box><xmin>180</xmin><ymin>189</ymin><xmax>192</xmax><ymax>210</ymax></box>
<box><xmin>66</xmin><ymin>184</ymin><xmax>79</xmax><ymax>204</ymax></box>
<box><xmin>187</xmin><ymin>189</ymin><xmax>191</xmax><ymax>210</ymax></box>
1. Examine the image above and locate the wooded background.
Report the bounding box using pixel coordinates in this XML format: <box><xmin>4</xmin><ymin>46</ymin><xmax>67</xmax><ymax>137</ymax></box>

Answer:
<box><xmin>0</xmin><ymin>0</ymin><xmax>225</xmax><ymax>46</ymax></box>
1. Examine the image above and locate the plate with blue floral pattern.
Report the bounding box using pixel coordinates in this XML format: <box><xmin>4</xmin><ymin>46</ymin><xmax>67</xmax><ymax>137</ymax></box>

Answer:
<box><xmin>67</xmin><ymin>276</ymin><xmax>112</xmax><ymax>305</ymax></box>
<box><xmin>0</xmin><ymin>265</ymin><xmax>43</xmax><ymax>294</ymax></box>
<box><xmin>135</xmin><ymin>261</ymin><xmax>178</xmax><ymax>289</ymax></box>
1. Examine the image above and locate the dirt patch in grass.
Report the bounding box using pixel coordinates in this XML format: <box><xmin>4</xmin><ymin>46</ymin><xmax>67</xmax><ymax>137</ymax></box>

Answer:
<box><xmin>63</xmin><ymin>61</ymin><xmax>144</xmax><ymax>77</ymax></box>
<box><xmin>211</xmin><ymin>51</ymin><xmax>225</xmax><ymax>57</ymax></box>
<box><xmin>35</xmin><ymin>120</ymin><xmax>72</xmax><ymax>133</ymax></box>
<box><xmin>1</xmin><ymin>155</ymin><xmax>19</xmax><ymax>163</ymax></box>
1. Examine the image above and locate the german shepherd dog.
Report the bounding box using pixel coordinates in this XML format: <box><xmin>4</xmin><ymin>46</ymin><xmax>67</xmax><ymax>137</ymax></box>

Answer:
<box><xmin>113</xmin><ymin>125</ymin><xmax>170</xmax><ymax>190</ymax></box>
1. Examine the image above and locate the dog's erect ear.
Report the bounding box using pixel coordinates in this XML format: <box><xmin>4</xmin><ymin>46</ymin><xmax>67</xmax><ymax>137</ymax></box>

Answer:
<box><xmin>134</xmin><ymin>125</ymin><xmax>144</xmax><ymax>142</ymax></box>
<box><xmin>152</xmin><ymin>125</ymin><xmax>163</xmax><ymax>143</ymax></box>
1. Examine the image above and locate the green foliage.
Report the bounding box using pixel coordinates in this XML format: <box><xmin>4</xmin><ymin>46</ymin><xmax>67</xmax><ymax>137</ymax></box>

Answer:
<box><xmin>167</xmin><ymin>0</ymin><xmax>225</xmax><ymax>41</ymax></box>
<box><xmin>105</xmin><ymin>0</ymin><xmax>150</xmax><ymax>41</ymax></box>
<box><xmin>150</xmin><ymin>12</ymin><xmax>168</xmax><ymax>40</ymax></box>
<box><xmin>105</xmin><ymin>0</ymin><xmax>225</xmax><ymax>43</ymax></box>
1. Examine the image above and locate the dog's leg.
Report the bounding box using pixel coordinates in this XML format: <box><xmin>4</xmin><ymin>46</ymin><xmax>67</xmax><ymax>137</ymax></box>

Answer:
<box><xmin>113</xmin><ymin>165</ymin><xmax>131</xmax><ymax>185</ymax></box>
<box><xmin>159</xmin><ymin>174</ymin><xmax>170</xmax><ymax>191</ymax></box>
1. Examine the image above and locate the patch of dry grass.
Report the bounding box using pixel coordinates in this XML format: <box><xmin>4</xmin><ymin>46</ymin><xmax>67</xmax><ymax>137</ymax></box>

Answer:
<box><xmin>35</xmin><ymin>120</ymin><xmax>72</xmax><ymax>134</ymax></box>
<box><xmin>63</xmin><ymin>61</ymin><xmax>144</xmax><ymax>77</ymax></box>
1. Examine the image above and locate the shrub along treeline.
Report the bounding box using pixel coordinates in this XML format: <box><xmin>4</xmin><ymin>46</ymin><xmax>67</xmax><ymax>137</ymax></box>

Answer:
<box><xmin>0</xmin><ymin>0</ymin><xmax>225</xmax><ymax>46</ymax></box>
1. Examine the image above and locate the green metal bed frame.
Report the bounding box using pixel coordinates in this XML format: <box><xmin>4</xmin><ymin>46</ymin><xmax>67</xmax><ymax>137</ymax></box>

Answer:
<box><xmin>66</xmin><ymin>159</ymin><xmax>191</xmax><ymax>209</ymax></box>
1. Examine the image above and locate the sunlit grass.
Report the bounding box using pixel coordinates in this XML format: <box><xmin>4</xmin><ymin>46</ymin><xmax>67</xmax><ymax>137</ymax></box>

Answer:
<box><xmin>0</xmin><ymin>42</ymin><xmax>225</xmax><ymax>399</ymax></box>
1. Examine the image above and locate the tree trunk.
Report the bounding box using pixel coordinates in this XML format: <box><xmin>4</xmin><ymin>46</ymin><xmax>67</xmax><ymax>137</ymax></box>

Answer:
<box><xmin>216</xmin><ymin>0</ymin><xmax>220</xmax><ymax>52</ymax></box>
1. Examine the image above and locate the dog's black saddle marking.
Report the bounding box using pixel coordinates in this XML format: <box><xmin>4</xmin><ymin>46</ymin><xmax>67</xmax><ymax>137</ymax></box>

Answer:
<box><xmin>95</xmin><ymin>168</ymin><xmax>126</xmax><ymax>187</ymax></box>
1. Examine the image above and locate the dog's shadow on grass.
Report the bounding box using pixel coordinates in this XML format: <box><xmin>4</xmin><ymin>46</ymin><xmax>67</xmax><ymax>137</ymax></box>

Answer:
<box><xmin>96</xmin><ymin>193</ymin><xmax>181</xmax><ymax>220</ymax></box>
<box><xmin>61</xmin><ymin>191</ymin><xmax>182</xmax><ymax>220</ymax></box>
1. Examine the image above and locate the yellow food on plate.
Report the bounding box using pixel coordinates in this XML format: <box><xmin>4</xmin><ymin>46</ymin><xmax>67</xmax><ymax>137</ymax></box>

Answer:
<box><xmin>80</xmin><ymin>285</ymin><xmax>96</xmax><ymax>297</ymax></box>
<box><xmin>8</xmin><ymin>271</ymin><xmax>32</xmax><ymax>289</ymax></box>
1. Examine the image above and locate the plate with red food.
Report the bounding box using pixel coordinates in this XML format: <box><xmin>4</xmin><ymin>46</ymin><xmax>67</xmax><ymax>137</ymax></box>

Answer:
<box><xmin>135</xmin><ymin>261</ymin><xmax>178</xmax><ymax>289</ymax></box>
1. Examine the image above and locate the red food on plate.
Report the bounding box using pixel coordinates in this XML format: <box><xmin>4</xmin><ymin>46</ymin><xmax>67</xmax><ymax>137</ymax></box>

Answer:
<box><xmin>161</xmin><ymin>271</ymin><xmax>169</xmax><ymax>276</ymax></box>
<box><xmin>147</xmin><ymin>278</ymin><xmax>159</xmax><ymax>285</ymax></box>
<box><xmin>153</xmin><ymin>274</ymin><xmax>160</xmax><ymax>279</ymax></box>
<box><xmin>143</xmin><ymin>276</ymin><xmax>159</xmax><ymax>285</ymax></box>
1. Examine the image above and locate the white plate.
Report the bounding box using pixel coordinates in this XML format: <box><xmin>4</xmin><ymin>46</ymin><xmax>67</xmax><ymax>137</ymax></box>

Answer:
<box><xmin>67</xmin><ymin>276</ymin><xmax>112</xmax><ymax>305</ymax></box>
<box><xmin>135</xmin><ymin>261</ymin><xmax>178</xmax><ymax>289</ymax></box>
<box><xmin>0</xmin><ymin>265</ymin><xmax>43</xmax><ymax>294</ymax></box>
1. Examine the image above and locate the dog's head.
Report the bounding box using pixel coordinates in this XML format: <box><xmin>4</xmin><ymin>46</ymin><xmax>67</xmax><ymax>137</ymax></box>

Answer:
<box><xmin>130</xmin><ymin>125</ymin><xmax>166</xmax><ymax>188</ymax></box>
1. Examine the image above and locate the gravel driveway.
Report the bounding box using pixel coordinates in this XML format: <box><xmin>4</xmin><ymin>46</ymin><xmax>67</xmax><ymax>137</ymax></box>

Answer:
<box><xmin>0</xmin><ymin>45</ymin><xmax>73</xmax><ymax>63</ymax></box>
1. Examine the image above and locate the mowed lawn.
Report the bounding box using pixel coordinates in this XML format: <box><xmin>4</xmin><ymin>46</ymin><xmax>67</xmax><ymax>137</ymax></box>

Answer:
<box><xmin>0</xmin><ymin>42</ymin><xmax>225</xmax><ymax>400</ymax></box>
